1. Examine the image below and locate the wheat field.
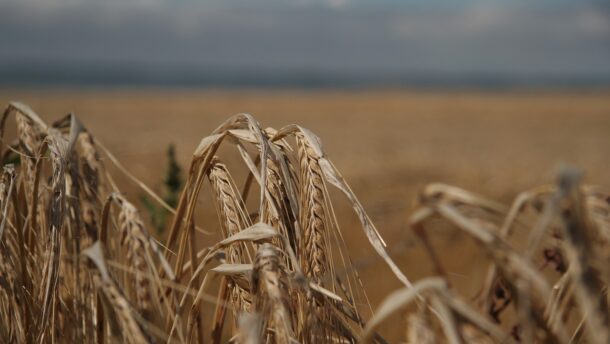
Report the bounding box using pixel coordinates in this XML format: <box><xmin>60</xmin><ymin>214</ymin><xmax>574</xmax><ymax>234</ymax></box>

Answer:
<box><xmin>1</xmin><ymin>89</ymin><xmax>610</xmax><ymax>343</ymax></box>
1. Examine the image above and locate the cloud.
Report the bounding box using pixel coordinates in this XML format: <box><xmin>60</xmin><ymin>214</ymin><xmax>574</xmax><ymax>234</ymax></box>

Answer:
<box><xmin>0</xmin><ymin>0</ymin><xmax>608</xmax><ymax>83</ymax></box>
<box><xmin>577</xmin><ymin>7</ymin><xmax>610</xmax><ymax>35</ymax></box>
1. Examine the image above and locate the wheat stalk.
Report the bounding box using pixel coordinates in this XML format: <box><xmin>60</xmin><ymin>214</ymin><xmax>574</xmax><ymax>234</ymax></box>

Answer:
<box><xmin>295</xmin><ymin>132</ymin><xmax>329</xmax><ymax>285</ymax></box>
<box><xmin>116</xmin><ymin>196</ymin><xmax>154</xmax><ymax>314</ymax></box>
<box><xmin>252</xmin><ymin>243</ymin><xmax>295</xmax><ymax>343</ymax></box>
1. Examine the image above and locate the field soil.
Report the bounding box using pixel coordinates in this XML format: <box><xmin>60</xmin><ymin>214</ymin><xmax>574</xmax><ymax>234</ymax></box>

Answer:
<box><xmin>2</xmin><ymin>88</ymin><xmax>609</xmax><ymax>338</ymax></box>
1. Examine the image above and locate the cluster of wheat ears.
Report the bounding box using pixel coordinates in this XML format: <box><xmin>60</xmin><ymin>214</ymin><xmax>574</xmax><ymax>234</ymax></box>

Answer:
<box><xmin>1</xmin><ymin>102</ymin><xmax>610</xmax><ymax>343</ymax></box>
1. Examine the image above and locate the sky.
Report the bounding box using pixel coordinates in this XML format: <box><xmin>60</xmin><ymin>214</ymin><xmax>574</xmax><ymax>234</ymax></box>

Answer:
<box><xmin>0</xmin><ymin>0</ymin><xmax>609</xmax><ymax>86</ymax></box>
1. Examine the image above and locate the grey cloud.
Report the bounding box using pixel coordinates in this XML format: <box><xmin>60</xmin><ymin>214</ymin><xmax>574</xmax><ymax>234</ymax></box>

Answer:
<box><xmin>0</xmin><ymin>1</ymin><xmax>608</xmax><ymax>84</ymax></box>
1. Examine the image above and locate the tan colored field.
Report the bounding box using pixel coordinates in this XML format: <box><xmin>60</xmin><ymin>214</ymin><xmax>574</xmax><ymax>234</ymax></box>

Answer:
<box><xmin>2</xmin><ymin>88</ymin><xmax>610</xmax><ymax>339</ymax></box>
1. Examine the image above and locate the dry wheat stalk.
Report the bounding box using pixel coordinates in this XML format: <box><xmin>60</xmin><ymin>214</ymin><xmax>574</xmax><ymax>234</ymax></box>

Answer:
<box><xmin>252</xmin><ymin>243</ymin><xmax>295</xmax><ymax>343</ymax></box>
<box><xmin>262</xmin><ymin>158</ymin><xmax>285</xmax><ymax>236</ymax></box>
<box><xmin>116</xmin><ymin>196</ymin><xmax>154</xmax><ymax>314</ymax></box>
<box><xmin>294</xmin><ymin>131</ymin><xmax>337</xmax><ymax>343</ymax></box>
<box><xmin>15</xmin><ymin>113</ymin><xmax>42</xmax><ymax>190</ymax></box>
<box><xmin>208</xmin><ymin>158</ymin><xmax>253</xmax><ymax>317</ymax></box>
<box><xmin>96</xmin><ymin>276</ymin><xmax>150</xmax><ymax>343</ymax></box>
<box><xmin>295</xmin><ymin>132</ymin><xmax>329</xmax><ymax>285</ymax></box>
<box><xmin>78</xmin><ymin>131</ymin><xmax>103</xmax><ymax>241</ymax></box>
